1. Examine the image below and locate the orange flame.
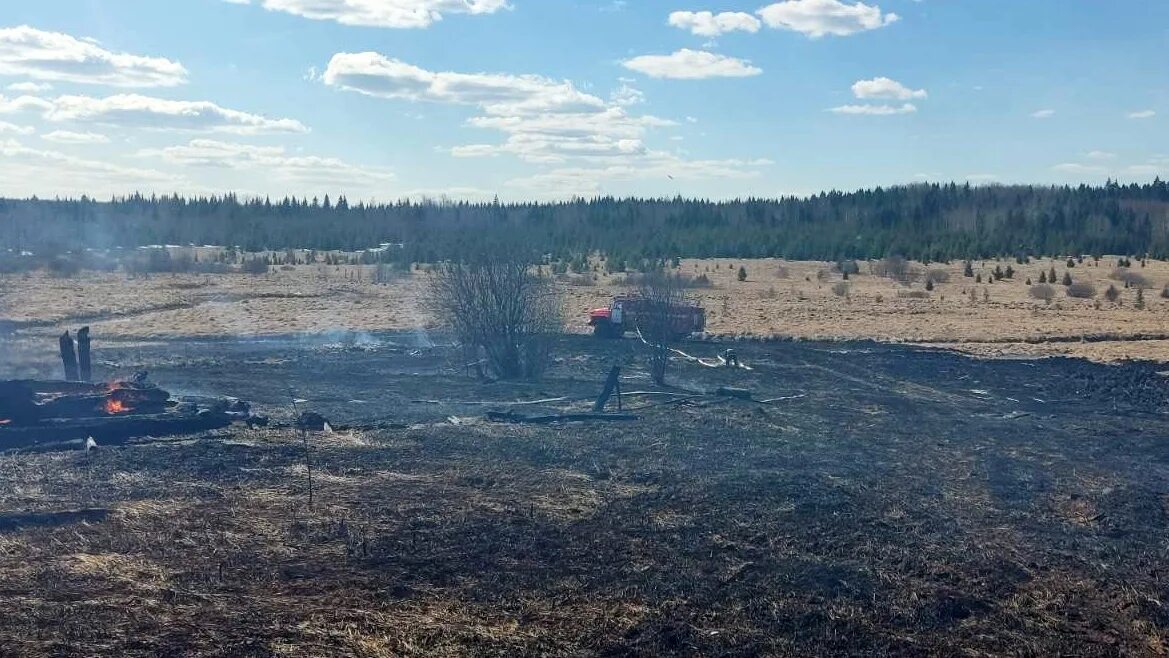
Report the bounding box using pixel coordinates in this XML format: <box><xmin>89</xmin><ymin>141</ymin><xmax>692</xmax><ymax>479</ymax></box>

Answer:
<box><xmin>105</xmin><ymin>399</ymin><xmax>130</xmax><ymax>415</ymax></box>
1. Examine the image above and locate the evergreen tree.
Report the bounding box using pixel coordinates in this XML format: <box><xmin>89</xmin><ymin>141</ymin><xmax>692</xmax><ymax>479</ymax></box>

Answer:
<box><xmin>1062</xmin><ymin>271</ymin><xmax>1072</xmax><ymax>286</ymax></box>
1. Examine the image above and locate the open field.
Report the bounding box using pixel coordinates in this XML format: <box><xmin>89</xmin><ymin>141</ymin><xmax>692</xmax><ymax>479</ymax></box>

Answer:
<box><xmin>3</xmin><ymin>255</ymin><xmax>1169</xmax><ymax>365</ymax></box>
<box><xmin>2</xmin><ymin>335</ymin><xmax>1169</xmax><ymax>655</ymax></box>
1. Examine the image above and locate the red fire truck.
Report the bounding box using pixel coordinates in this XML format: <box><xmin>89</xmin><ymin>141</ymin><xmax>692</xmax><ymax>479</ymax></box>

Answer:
<box><xmin>587</xmin><ymin>296</ymin><xmax>706</xmax><ymax>339</ymax></box>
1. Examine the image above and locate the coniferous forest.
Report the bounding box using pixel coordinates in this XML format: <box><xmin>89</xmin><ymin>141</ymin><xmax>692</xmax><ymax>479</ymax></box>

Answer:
<box><xmin>3</xmin><ymin>180</ymin><xmax>1169</xmax><ymax>264</ymax></box>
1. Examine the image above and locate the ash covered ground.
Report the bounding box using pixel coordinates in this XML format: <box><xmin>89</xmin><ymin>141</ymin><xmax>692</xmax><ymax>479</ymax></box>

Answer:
<box><xmin>2</xmin><ymin>334</ymin><xmax>1169</xmax><ymax>655</ymax></box>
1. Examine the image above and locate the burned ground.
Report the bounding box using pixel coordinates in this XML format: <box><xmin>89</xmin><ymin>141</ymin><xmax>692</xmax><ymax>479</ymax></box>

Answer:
<box><xmin>2</xmin><ymin>335</ymin><xmax>1169</xmax><ymax>656</ymax></box>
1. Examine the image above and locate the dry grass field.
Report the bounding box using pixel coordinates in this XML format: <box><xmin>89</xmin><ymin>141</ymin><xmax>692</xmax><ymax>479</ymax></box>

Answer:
<box><xmin>3</xmin><ymin>254</ymin><xmax>1169</xmax><ymax>363</ymax></box>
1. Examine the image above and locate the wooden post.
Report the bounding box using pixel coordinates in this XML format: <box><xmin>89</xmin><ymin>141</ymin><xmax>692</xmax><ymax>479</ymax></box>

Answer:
<box><xmin>77</xmin><ymin>326</ymin><xmax>92</xmax><ymax>383</ymax></box>
<box><xmin>594</xmin><ymin>366</ymin><xmax>622</xmax><ymax>412</ymax></box>
<box><xmin>59</xmin><ymin>331</ymin><xmax>79</xmax><ymax>382</ymax></box>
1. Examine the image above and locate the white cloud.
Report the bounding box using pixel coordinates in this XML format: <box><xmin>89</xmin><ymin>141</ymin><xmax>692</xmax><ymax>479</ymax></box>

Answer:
<box><xmin>0</xmin><ymin>138</ymin><xmax>180</xmax><ymax>198</ymax></box>
<box><xmin>225</xmin><ymin>0</ymin><xmax>510</xmax><ymax>29</ymax></box>
<box><xmin>610</xmin><ymin>82</ymin><xmax>645</xmax><ymax>107</ymax></box>
<box><xmin>1128</xmin><ymin>110</ymin><xmax>1156</xmax><ymax>119</ymax></box>
<box><xmin>1</xmin><ymin>93</ymin><xmax>308</xmax><ymax>134</ymax></box>
<box><xmin>757</xmin><ymin>0</ymin><xmax>898</xmax><ymax>38</ymax></box>
<box><xmin>139</xmin><ymin>139</ymin><xmax>396</xmax><ymax>189</ymax></box>
<box><xmin>1053</xmin><ymin>163</ymin><xmax>1107</xmax><ymax>176</ymax></box>
<box><xmin>42</xmin><ymin>130</ymin><xmax>110</xmax><ymax>144</ymax></box>
<box><xmin>1084</xmin><ymin>150</ymin><xmax>1116</xmax><ymax>161</ymax></box>
<box><xmin>851</xmin><ymin>77</ymin><xmax>925</xmax><ymax>100</ymax></box>
<box><xmin>1031</xmin><ymin>109</ymin><xmax>1055</xmax><ymax>119</ymax></box>
<box><xmin>0</xmin><ymin>120</ymin><xmax>33</xmax><ymax>135</ymax></box>
<box><xmin>6</xmin><ymin>81</ymin><xmax>52</xmax><ymax>93</ymax></box>
<box><xmin>323</xmin><ymin>52</ymin><xmax>604</xmax><ymax>115</ymax></box>
<box><xmin>622</xmin><ymin>49</ymin><xmax>762</xmax><ymax>79</ymax></box>
<box><xmin>829</xmin><ymin>102</ymin><xmax>916</xmax><ymax>115</ymax></box>
<box><xmin>668</xmin><ymin>11</ymin><xmax>762</xmax><ymax>37</ymax></box>
<box><xmin>324</xmin><ymin>51</ymin><xmax>769</xmax><ymax>197</ymax></box>
<box><xmin>0</xmin><ymin>26</ymin><xmax>187</xmax><ymax>87</ymax></box>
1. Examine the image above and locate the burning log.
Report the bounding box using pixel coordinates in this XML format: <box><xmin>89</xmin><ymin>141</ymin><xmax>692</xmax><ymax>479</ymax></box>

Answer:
<box><xmin>77</xmin><ymin>326</ymin><xmax>92</xmax><ymax>382</ymax></box>
<box><xmin>59</xmin><ymin>331</ymin><xmax>79</xmax><ymax>381</ymax></box>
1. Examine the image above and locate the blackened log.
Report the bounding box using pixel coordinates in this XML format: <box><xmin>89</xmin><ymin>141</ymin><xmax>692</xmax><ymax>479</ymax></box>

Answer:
<box><xmin>77</xmin><ymin>326</ymin><xmax>92</xmax><ymax>382</ymax></box>
<box><xmin>0</xmin><ymin>411</ymin><xmax>231</xmax><ymax>451</ymax></box>
<box><xmin>487</xmin><ymin>411</ymin><xmax>638</xmax><ymax>424</ymax></box>
<box><xmin>59</xmin><ymin>332</ymin><xmax>79</xmax><ymax>381</ymax></box>
<box><xmin>593</xmin><ymin>366</ymin><xmax>623</xmax><ymax>412</ymax></box>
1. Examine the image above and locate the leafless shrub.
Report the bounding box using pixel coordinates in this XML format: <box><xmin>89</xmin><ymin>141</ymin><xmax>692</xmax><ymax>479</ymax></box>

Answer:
<box><xmin>926</xmin><ymin>268</ymin><xmax>951</xmax><ymax>285</ymax></box>
<box><xmin>637</xmin><ymin>272</ymin><xmax>693</xmax><ymax>385</ymax></box>
<box><xmin>873</xmin><ymin>255</ymin><xmax>918</xmax><ymax>283</ymax></box>
<box><xmin>1110</xmin><ymin>268</ymin><xmax>1151</xmax><ymax>289</ymax></box>
<box><xmin>775</xmin><ymin>265</ymin><xmax>790</xmax><ymax>279</ymax></box>
<box><xmin>834</xmin><ymin>260</ymin><xmax>860</xmax><ymax>275</ymax></box>
<box><xmin>1030</xmin><ymin>284</ymin><xmax>1056</xmax><ymax>303</ymax></box>
<box><xmin>831</xmin><ymin>282</ymin><xmax>850</xmax><ymax>297</ymax></box>
<box><xmin>373</xmin><ymin>262</ymin><xmax>409</xmax><ymax>284</ymax></box>
<box><xmin>428</xmin><ymin>249</ymin><xmax>563</xmax><ymax>380</ymax></box>
<box><xmin>1066</xmin><ymin>282</ymin><xmax>1097</xmax><ymax>299</ymax></box>
<box><xmin>897</xmin><ymin>290</ymin><xmax>930</xmax><ymax>299</ymax></box>
<box><xmin>1161</xmin><ymin>284</ymin><xmax>1169</xmax><ymax>299</ymax></box>
<box><xmin>46</xmin><ymin>255</ymin><xmax>81</xmax><ymax>278</ymax></box>
<box><xmin>763</xmin><ymin>286</ymin><xmax>778</xmax><ymax>300</ymax></box>
<box><xmin>239</xmin><ymin>256</ymin><xmax>270</xmax><ymax>275</ymax></box>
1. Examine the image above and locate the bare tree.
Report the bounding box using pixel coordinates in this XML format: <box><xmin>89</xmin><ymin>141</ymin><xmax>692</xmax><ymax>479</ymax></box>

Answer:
<box><xmin>428</xmin><ymin>248</ymin><xmax>562</xmax><ymax>380</ymax></box>
<box><xmin>636</xmin><ymin>271</ymin><xmax>693</xmax><ymax>385</ymax></box>
<box><xmin>1029</xmin><ymin>283</ymin><xmax>1056</xmax><ymax>305</ymax></box>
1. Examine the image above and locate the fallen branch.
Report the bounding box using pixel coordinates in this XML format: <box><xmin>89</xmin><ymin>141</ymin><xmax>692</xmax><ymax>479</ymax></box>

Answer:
<box><xmin>486</xmin><ymin>411</ymin><xmax>638</xmax><ymax>424</ymax></box>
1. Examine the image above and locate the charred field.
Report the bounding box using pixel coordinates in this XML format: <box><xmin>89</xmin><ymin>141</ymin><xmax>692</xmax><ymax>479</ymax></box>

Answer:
<box><xmin>3</xmin><ymin>334</ymin><xmax>1169</xmax><ymax>656</ymax></box>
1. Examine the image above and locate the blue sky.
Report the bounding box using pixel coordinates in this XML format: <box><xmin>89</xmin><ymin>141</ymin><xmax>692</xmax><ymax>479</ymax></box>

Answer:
<box><xmin>0</xmin><ymin>0</ymin><xmax>1166</xmax><ymax>201</ymax></box>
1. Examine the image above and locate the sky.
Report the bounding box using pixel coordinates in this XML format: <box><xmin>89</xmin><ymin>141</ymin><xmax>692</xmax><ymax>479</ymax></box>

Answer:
<box><xmin>0</xmin><ymin>0</ymin><xmax>1166</xmax><ymax>202</ymax></box>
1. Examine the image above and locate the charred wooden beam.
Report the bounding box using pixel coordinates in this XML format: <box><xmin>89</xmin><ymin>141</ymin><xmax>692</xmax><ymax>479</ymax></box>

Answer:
<box><xmin>59</xmin><ymin>331</ymin><xmax>79</xmax><ymax>382</ymax></box>
<box><xmin>77</xmin><ymin>326</ymin><xmax>92</xmax><ymax>382</ymax></box>
<box><xmin>593</xmin><ymin>366</ymin><xmax>623</xmax><ymax>412</ymax></box>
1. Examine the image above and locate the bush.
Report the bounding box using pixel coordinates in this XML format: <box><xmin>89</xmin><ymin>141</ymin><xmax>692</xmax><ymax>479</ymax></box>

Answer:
<box><xmin>873</xmin><ymin>255</ymin><xmax>915</xmax><ymax>282</ymax></box>
<box><xmin>429</xmin><ymin>250</ymin><xmax>563</xmax><ymax>380</ymax></box>
<box><xmin>1161</xmin><ymin>284</ymin><xmax>1169</xmax><ymax>299</ymax></box>
<box><xmin>1066</xmin><ymin>282</ymin><xmax>1096</xmax><ymax>299</ymax></box>
<box><xmin>240</xmin><ymin>256</ymin><xmax>270</xmax><ymax>275</ymax></box>
<box><xmin>1029</xmin><ymin>284</ymin><xmax>1056</xmax><ymax>303</ymax></box>
<box><xmin>926</xmin><ymin>268</ymin><xmax>951</xmax><ymax>285</ymax></box>
<box><xmin>835</xmin><ymin>260</ymin><xmax>860</xmax><ymax>275</ymax></box>
<box><xmin>897</xmin><ymin>290</ymin><xmax>930</xmax><ymax>299</ymax></box>
<box><xmin>831</xmin><ymin>282</ymin><xmax>850</xmax><ymax>297</ymax></box>
<box><xmin>1104</xmin><ymin>284</ymin><xmax>1121</xmax><ymax>303</ymax></box>
<box><xmin>1109</xmin><ymin>268</ymin><xmax>1150</xmax><ymax>289</ymax></box>
<box><xmin>46</xmin><ymin>255</ymin><xmax>81</xmax><ymax>278</ymax></box>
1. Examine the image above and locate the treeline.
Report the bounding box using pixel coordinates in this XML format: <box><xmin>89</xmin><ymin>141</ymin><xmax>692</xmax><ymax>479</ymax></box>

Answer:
<box><xmin>3</xmin><ymin>180</ymin><xmax>1169</xmax><ymax>263</ymax></box>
